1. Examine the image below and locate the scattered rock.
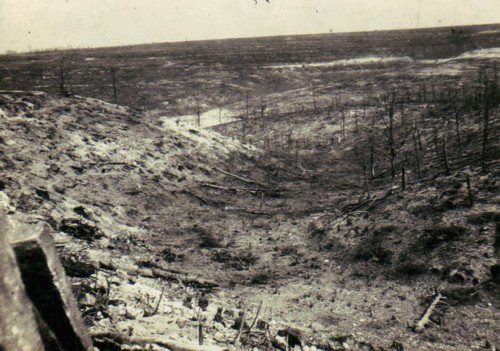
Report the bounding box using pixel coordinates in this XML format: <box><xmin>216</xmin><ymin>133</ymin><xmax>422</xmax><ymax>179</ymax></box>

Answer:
<box><xmin>35</xmin><ymin>188</ymin><xmax>50</xmax><ymax>201</ymax></box>
<box><xmin>59</xmin><ymin>218</ymin><xmax>103</xmax><ymax>241</ymax></box>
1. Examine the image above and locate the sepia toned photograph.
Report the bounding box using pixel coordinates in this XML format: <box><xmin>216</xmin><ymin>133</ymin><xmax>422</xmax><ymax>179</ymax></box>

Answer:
<box><xmin>0</xmin><ymin>1</ymin><xmax>499</xmax><ymax>350</ymax></box>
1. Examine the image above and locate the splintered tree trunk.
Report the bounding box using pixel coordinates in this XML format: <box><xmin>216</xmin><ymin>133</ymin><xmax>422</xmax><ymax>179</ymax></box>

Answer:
<box><xmin>384</xmin><ymin>94</ymin><xmax>397</xmax><ymax>178</ymax></box>
<box><xmin>481</xmin><ymin>82</ymin><xmax>491</xmax><ymax>172</ymax></box>
<box><xmin>198</xmin><ymin>322</ymin><xmax>204</xmax><ymax>346</ymax></box>
<box><xmin>99</xmin><ymin>86</ymin><xmax>104</xmax><ymax>100</ymax></box>
<box><xmin>413</xmin><ymin>126</ymin><xmax>422</xmax><ymax>179</ymax></box>
<box><xmin>110</xmin><ymin>68</ymin><xmax>117</xmax><ymax>104</ymax></box>
<box><xmin>443</xmin><ymin>116</ymin><xmax>451</xmax><ymax>175</ymax></box>
<box><xmin>390</xmin><ymin>146</ymin><xmax>396</xmax><ymax>179</ymax></box>
<box><xmin>433</xmin><ymin>124</ymin><xmax>441</xmax><ymax>168</ymax></box>
<box><xmin>295</xmin><ymin>140</ymin><xmax>300</xmax><ymax>165</ymax></box>
<box><xmin>416</xmin><ymin>125</ymin><xmax>423</xmax><ymax>150</ymax></box>
<box><xmin>243</xmin><ymin>94</ymin><xmax>249</xmax><ymax>141</ymax></box>
<box><xmin>242</xmin><ymin>120</ymin><xmax>246</xmax><ymax>141</ymax></box>
<box><xmin>341</xmin><ymin>110</ymin><xmax>346</xmax><ymax>140</ymax></box>
<box><xmin>400</xmin><ymin>100</ymin><xmax>405</xmax><ymax>127</ymax></box>
<box><xmin>245</xmin><ymin>93</ymin><xmax>249</xmax><ymax>119</ymax></box>
<box><xmin>363</xmin><ymin>157</ymin><xmax>371</xmax><ymax>198</ymax></box>
<box><xmin>370</xmin><ymin>145</ymin><xmax>376</xmax><ymax>179</ymax></box>
<box><xmin>454</xmin><ymin>109</ymin><xmax>464</xmax><ymax>156</ymax></box>
<box><xmin>401</xmin><ymin>164</ymin><xmax>406</xmax><ymax>190</ymax></box>
<box><xmin>59</xmin><ymin>64</ymin><xmax>66</xmax><ymax>97</ymax></box>
<box><xmin>389</xmin><ymin>110</ymin><xmax>396</xmax><ymax>178</ymax></box>
<box><xmin>465</xmin><ymin>173</ymin><xmax>474</xmax><ymax>207</ymax></box>
<box><xmin>369</xmin><ymin>109</ymin><xmax>376</xmax><ymax>179</ymax></box>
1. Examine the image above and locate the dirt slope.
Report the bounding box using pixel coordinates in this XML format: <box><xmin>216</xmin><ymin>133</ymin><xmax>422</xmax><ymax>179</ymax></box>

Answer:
<box><xmin>1</xmin><ymin>91</ymin><xmax>499</xmax><ymax>350</ymax></box>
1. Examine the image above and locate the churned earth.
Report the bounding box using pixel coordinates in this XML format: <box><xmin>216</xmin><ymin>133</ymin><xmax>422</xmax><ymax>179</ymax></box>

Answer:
<box><xmin>1</xmin><ymin>86</ymin><xmax>498</xmax><ymax>351</ymax></box>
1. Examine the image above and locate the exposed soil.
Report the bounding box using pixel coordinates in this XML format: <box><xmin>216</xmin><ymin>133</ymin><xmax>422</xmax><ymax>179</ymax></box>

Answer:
<box><xmin>1</xmin><ymin>27</ymin><xmax>499</xmax><ymax>351</ymax></box>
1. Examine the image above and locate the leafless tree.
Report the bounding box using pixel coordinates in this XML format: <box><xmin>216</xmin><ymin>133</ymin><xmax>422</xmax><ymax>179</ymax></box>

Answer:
<box><xmin>368</xmin><ymin>102</ymin><xmax>379</xmax><ymax>179</ymax></box>
<box><xmin>481</xmin><ymin>79</ymin><xmax>492</xmax><ymax>171</ymax></box>
<box><xmin>110</xmin><ymin>67</ymin><xmax>118</xmax><ymax>104</ymax></box>
<box><xmin>412</xmin><ymin>115</ymin><xmax>422</xmax><ymax>179</ymax></box>
<box><xmin>450</xmin><ymin>88</ymin><xmax>464</xmax><ymax>156</ymax></box>
<box><xmin>59</xmin><ymin>57</ymin><xmax>67</xmax><ymax>97</ymax></box>
<box><xmin>442</xmin><ymin>113</ymin><xmax>451</xmax><ymax>175</ymax></box>
<box><xmin>401</xmin><ymin>163</ymin><xmax>407</xmax><ymax>190</ymax></box>
<box><xmin>196</xmin><ymin>105</ymin><xmax>201</xmax><ymax>127</ymax></box>
<box><xmin>383</xmin><ymin>93</ymin><xmax>397</xmax><ymax>178</ymax></box>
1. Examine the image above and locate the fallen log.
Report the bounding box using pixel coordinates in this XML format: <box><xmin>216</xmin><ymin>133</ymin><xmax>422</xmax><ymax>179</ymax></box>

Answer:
<box><xmin>130</xmin><ymin>338</ymin><xmax>229</xmax><ymax>351</ymax></box>
<box><xmin>200</xmin><ymin>182</ymin><xmax>262</xmax><ymax>193</ymax></box>
<box><xmin>181</xmin><ymin>189</ymin><xmax>225</xmax><ymax>206</ymax></box>
<box><xmin>212</xmin><ymin>166</ymin><xmax>267</xmax><ymax>188</ymax></box>
<box><xmin>87</xmin><ymin>161</ymin><xmax>136</xmax><ymax>167</ymax></box>
<box><xmin>152</xmin><ymin>268</ymin><xmax>219</xmax><ymax>289</ymax></box>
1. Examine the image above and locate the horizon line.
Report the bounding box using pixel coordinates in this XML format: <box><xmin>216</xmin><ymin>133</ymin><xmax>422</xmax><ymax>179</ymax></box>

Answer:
<box><xmin>2</xmin><ymin>21</ymin><xmax>499</xmax><ymax>56</ymax></box>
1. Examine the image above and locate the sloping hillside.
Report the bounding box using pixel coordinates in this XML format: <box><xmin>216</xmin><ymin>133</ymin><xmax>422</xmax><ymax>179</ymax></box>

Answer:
<box><xmin>1</xmin><ymin>90</ymin><xmax>498</xmax><ymax>350</ymax></box>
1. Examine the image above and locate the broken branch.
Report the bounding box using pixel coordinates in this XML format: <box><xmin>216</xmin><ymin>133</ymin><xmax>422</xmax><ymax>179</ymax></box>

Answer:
<box><xmin>212</xmin><ymin>166</ymin><xmax>267</xmax><ymax>188</ymax></box>
<box><xmin>415</xmin><ymin>290</ymin><xmax>444</xmax><ymax>332</ymax></box>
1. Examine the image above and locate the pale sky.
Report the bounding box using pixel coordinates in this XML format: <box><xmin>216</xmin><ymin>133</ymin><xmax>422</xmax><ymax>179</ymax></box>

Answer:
<box><xmin>1</xmin><ymin>0</ymin><xmax>499</xmax><ymax>54</ymax></box>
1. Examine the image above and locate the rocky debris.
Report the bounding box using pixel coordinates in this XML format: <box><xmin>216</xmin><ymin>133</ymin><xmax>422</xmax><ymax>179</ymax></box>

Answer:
<box><xmin>60</xmin><ymin>253</ymin><xmax>97</xmax><ymax>278</ymax></box>
<box><xmin>231</xmin><ymin>311</ymin><xmax>249</xmax><ymax>331</ymax></box>
<box><xmin>59</xmin><ymin>218</ymin><xmax>103</xmax><ymax>241</ymax></box>
<box><xmin>213</xmin><ymin>307</ymin><xmax>226</xmax><ymax>326</ymax></box>
<box><xmin>198</xmin><ymin>293</ymin><xmax>209</xmax><ymax>311</ymax></box>
<box><xmin>7</xmin><ymin>215</ymin><xmax>93</xmax><ymax>351</ymax></box>
<box><xmin>277</xmin><ymin>327</ymin><xmax>304</xmax><ymax>350</ymax></box>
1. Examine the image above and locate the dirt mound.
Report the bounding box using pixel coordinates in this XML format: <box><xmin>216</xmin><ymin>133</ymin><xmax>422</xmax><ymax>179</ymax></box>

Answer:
<box><xmin>0</xmin><ymin>91</ymin><xmax>261</xmax><ymax>243</ymax></box>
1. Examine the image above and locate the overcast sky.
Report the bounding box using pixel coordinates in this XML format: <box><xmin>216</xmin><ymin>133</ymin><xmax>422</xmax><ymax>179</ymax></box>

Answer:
<box><xmin>1</xmin><ymin>0</ymin><xmax>499</xmax><ymax>53</ymax></box>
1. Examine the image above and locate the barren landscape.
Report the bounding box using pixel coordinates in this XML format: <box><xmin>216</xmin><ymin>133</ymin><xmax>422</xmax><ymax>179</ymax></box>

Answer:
<box><xmin>1</xmin><ymin>23</ymin><xmax>499</xmax><ymax>351</ymax></box>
